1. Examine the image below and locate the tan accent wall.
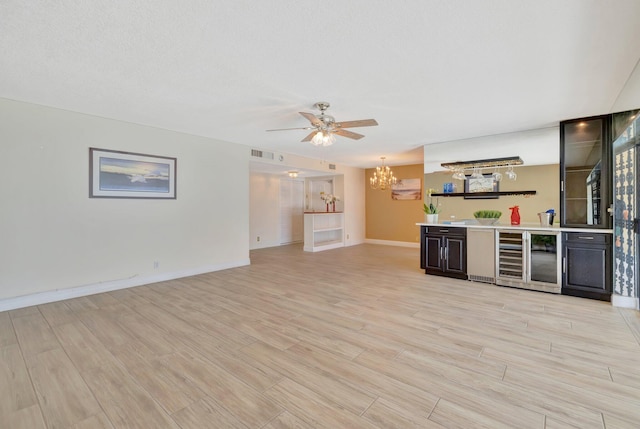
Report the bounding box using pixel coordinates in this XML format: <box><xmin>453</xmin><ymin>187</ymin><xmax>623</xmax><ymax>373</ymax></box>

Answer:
<box><xmin>424</xmin><ymin>164</ymin><xmax>560</xmax><ymax>224</ymax></box>
<box><xmin>366</xmin><ymin>164</ymin><xmax>560</xmax><ymax>243</ymax></box>
<box><xmin>366</xmin><ymin>164</ymin><xmax>426</xmax><ymax>243</ymax></box>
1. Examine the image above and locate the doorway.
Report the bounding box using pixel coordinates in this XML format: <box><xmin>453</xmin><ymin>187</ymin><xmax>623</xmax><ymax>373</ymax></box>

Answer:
<box><xmin>280</xmin><ymin>179</ymin><xmax>304</xmax><ymax>244</ymax></box>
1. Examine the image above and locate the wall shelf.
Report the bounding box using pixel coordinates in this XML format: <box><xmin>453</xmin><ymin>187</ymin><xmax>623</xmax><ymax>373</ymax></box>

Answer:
<box><xmin>430</xmin><ymin>190</ymin><xmax>537</xmax><ymax>198</ymax></box>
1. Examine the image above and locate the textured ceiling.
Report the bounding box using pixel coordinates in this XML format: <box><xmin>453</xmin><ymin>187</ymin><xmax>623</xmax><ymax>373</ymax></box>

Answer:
<box><xmin>2</xmin><ymin>0</ymin><xmax>640</xmax><ymax>169</ymax></box>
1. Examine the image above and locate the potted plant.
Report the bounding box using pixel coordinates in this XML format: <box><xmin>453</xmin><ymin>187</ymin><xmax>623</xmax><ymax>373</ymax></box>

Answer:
<box><xmin>423</xmin><ymin>189</ymin><xmax>441</xmax><ymax>223</ymax></box>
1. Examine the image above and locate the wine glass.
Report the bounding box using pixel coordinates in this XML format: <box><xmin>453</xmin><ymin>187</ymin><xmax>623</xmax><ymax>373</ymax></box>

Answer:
<box><xmin>492</xmin><ymin>167</ymin><xmax>502</xmax><ymax>182</ymax></box>
<box><xmin>452</xmin><ymin>168</ymin><xmax>465</xmax><ymax>180</ymax></box>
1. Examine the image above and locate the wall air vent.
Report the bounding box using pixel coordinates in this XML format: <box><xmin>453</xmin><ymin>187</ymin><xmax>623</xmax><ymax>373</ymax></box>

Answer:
<box><xmin>329</xmin><ymin>164</ymin><xmax>336</xmax><ymax>170</ymax></box>
<box><xmin>251</xmin><ymin>149</ymin><xmax>274</xmax><ymax>160</ymax></box>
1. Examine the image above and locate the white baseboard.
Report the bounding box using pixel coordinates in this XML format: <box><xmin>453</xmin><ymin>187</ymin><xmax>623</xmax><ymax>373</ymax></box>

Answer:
<box><xmin>364</xmin><ymin>239</ymin><xmax>420</xmax><ymax>248</ymax></box>
<box><xmin>611</xmin><ymin>294</ymin><xmax>640</xmax><ymax>309</ymax></box>
<box><xmin>0</xmin><ymin>258</ymin><xmax>250</xmax><ymax>312</ymax></box>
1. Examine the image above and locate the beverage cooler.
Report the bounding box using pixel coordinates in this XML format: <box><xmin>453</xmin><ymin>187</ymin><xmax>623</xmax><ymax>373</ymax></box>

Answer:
<box><xmin>495</xmin><ymin>229</ymin><xmax>561</xmax><ymax>294</ymax></box>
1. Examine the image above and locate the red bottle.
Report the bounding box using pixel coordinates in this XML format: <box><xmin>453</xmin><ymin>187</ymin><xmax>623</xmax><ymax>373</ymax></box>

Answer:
<box><xmin>509</xmin><ymin>205</ymin><xmax>520</xmax><ymax>225</ymax></box>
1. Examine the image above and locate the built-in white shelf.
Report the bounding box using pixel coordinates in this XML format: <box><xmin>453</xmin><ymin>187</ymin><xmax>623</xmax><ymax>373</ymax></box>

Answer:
<box><xmin>304</xmin><ymin>213</ymin><xmax>344</xmax><ymax>252</ymax></box>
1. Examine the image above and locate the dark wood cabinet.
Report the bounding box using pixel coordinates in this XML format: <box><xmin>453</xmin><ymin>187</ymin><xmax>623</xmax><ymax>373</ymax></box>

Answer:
<box><xmin>562</xmin><ymin>232</ymin><xmax>612</xmax><ymax>301</ymax></box>
<box><xmin>422</xmin><ymin>226</ymin><xmax>467</xmax><ymax>280</ymax></box>
<box><xmin>560</xmin><ymin>114</ymin><xmax>614</xmax><ymax>300</ymax></box>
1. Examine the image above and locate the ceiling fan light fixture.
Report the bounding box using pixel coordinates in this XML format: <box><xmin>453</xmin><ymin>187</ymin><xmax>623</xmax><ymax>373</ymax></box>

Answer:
<box><xmin>267</xmin><ymin>102</ymin><xmax>377</xmax><ymax>145</ymax></box>
<box><xmin>311</xmin><ymin>130</ymin><xmax>335</xmax><ymax>146</ymax></box>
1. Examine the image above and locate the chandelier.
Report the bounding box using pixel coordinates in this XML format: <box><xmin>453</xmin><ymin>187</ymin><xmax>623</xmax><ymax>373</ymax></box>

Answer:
<box><xmin>370</xmin><ymin>157</ymin><xmax>397</xmax><ymax>190</ymax></box>
<box><xmin>311</xmin><ymin>130</ymin><xmax>336</xmax><ymax>146</ymax></box>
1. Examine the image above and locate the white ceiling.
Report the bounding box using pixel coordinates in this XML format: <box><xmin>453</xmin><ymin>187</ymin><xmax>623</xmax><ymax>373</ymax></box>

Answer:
<box><xmin>2</xmin><ymin>0</ymin><xmax>640</xmax><ymax>170</ymax></box>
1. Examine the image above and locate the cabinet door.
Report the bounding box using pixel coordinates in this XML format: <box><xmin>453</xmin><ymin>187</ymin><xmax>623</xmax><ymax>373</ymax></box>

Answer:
<box><xmin>425</xmin><ymin>236</ymin><xmax>444</xmax><ymax>272</ymax></box>
<box><xmin>560</xmin><ymin>115</ymin><xmax>610</xmax><ymax>228</ymax></box>
<box><xmin>444</xmin><ymin>236</ymin><xmax>467</xmax><ymax>278</ymax></box>
<box><xmin>563</xmin><ymin>241</ymin><xmax>611</xmax><ymax>299</ymax></box>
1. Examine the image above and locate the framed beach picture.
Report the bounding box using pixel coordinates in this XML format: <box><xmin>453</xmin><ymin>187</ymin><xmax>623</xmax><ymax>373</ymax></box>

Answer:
<box><xmin>391</xmin><ymin>178</ymin><xmax>421</xmax><ymax>200</ymax></box>
<box><xmin>89</xmin><ymin>148</ymin><xmax>177</xmax><ymax>199</ymax></box>
<box><xmin>464</xmin><ymin>174</ymin><xmax>498</xmax><ymax>199</ymax></box>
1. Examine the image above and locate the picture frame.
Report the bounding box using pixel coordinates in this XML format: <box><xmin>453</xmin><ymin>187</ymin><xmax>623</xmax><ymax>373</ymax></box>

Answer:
<box><xmin>89</xmin><ymin>148</ymin><xmax>177</xmax><ymax>199</ymax></box>
<box><xmin>464</xmin><ymin>174</ymin><xmax>499</xmax><ymax>199</ymax></box>
<box><xmin>391</xmin><ymin>178</ymin><xmax>421</xmax><ymax>200</ymax></box>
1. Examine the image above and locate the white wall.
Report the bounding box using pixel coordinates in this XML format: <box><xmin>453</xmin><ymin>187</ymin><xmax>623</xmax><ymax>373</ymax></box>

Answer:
<box><xmin>0</xmin><ymin>98</ymin><xmax>250</xmax><ymax>308</ymax></box>
<box><xmin>611</xmin><ymin>60</ymin><xmax>640</xmax><ymax>113</ymax></box>
<box><xmin>341</xmin><ymin>167</ymin><xmax>366</xmax><ymax>246</ymax></box>
<box><xmin>423</xmin><ymin>127</ymin><xmax>560</xmax><ymax>174</ymax></box>
<box><xmin>249</xmin><ymin>155</ymin><xmax>366</xmax><ymax>250</ymax></box>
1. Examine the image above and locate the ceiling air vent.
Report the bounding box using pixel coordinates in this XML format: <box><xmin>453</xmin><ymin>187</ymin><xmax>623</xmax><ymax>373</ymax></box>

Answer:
<box><xmin>329</xmin><ymin>164</ymin><xmax>336</xmax><ymax>170</ymax></box>
<box><xmin>251</xmin><ymin>149</ymin><xmax>274</xmax><ymax>160</ymax></box>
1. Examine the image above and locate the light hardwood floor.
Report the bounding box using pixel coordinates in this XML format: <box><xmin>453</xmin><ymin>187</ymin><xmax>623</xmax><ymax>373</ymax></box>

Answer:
<box><xmin>2</xmin><ymin>243</ymin><xmax>640</xmax><ymax>428</ymax></box>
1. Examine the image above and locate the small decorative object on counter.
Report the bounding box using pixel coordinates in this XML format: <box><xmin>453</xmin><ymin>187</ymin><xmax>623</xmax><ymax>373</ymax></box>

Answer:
<box><xmin>538</xmin><ymin>209</ymin><xmax>555</xmax><ymax>226</ymax></box>
<box><xmin>473</xmin><ymin>210</ymin><xmax>502</xmax><ymax>225</ymax></box>
<box><xmin>509</xmin><ymin>205</ymin><xmax>520</xmax><ymax>225</ymax></box>
<box><xmin>320</xmin><ymin>192</ymin><xmax>340</xmax><ymax>212</ymax></box>
<box><xmin>423</xmin><ymin>189</ymin><xmax>441</xmax><ymax>223</ymax></box>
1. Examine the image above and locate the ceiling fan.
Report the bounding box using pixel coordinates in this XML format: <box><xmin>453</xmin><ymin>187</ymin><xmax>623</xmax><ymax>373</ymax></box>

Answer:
<box><xmin>267</xmin><ymin>102</ymin><xmax>378</xmax><ymax>146</ymax></box>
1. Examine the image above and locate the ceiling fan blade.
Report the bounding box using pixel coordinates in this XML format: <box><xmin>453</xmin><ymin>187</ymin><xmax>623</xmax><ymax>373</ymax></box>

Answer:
<box><xmin>266</xmin><ymin>126</ymin><xmax>314</xmax><ymax>132</ymax></box>
<box><xmin>301</xmin><ymin>131</ymin><xmax>318</xmax><ymax>142</ymax></box>
<box><xmin>299</xmin><ymin>111</ymin><xmax>323</xmax><ymax>127</ymax></box>
<box><xmin>335</xmin><ymin>119</ymin><xmax>378</xmax><ymax>128</ymax></box>
<box><xmin>334</xmin><ymin>129</ymin><xmax>365</xmax><ymax>140</ymax></box>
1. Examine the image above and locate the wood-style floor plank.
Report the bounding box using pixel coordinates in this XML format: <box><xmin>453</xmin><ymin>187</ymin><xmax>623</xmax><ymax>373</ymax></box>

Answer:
<box><xmin>262</xmin><ymin>411</ymin><xmax>315</xmax><ymax>429</ymax></box>
<box><xmin>110</xmin><ymin>344</ymin><xmax>205</xmax><ymax>414</ymax></box>
<box><xmin>0</xmin><ymin>344</ymin><xmax>38</xmax><ymax>418</ymax></box>
<box><xmin>2</xmin><ymin>404</ymin><xmax>47</xmax><ymax>429</ymax></box>
<box><xmin>363</xmin><ymin>397</ymin><xmax>445</xmax><ymax>428</ymax></box>
<box><xmin>241</xmin><ymin>341</ymin><xmax>377</xmax><ymax>415</ymax></box>
<box><xmin>82</xmin><ymin>359</ymin><xmax>180</xmax><ymax>429</ymax></box>
<box><xmin>0</xmin><ymin>243</ymin><xmax>639</xmax><ymax>428</ymax></box>
<box><xmin>285</xmin><ymin>341</ymin><xmax>439</xmax><ymax>421</ymax></box>
<box><xmin>170</xmin><ymin>396</ymin><xmax>249</xmax><ymax>429</ymax></box>
<box><xmin>264</xmin><ymin>377</ymin><xmax>380</xmax><ymax>429</ymax></box>
<box><xmin>0</xmin><ymin>311</ymin><xmax>17</xmax><ymax>347</ymax></box>
<box><xmin>159</xmin><ymin>350</ymin><xmax>282</xmax><ymax>428</ymax></box>
<box><xmin>11</xmin><ymin>312</ymin><xmax>60</xmax><ymax>357</ymax></box>
<box><xmin>70</xmin><ymin>412</ymin><xmax>115</xmax><ymax>429</ymax></box>
<box><xmin>25</xmin><ymin>348</ymin><xmax>102</xmax><ymax>429</ymax></box>
<box><xmin>38</xmin><ymin>301</ymin><xmax>77</xmax><ymax>327</ymax></box>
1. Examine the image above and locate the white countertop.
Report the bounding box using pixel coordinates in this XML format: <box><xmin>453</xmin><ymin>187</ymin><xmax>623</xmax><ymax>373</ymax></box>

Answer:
<box><xmin>416</xmin><ymin>222</ymin><xmax>613</xmax><ymax>234</ymax></box>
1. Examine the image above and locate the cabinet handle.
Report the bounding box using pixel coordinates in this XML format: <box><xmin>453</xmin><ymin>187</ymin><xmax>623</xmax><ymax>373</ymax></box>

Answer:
<box><xmin>439</xmin><ymin>229</ymin><xmax>449</xmax><ymax>233</ymax></box>
<box><xmin>444</xmin><ymin>244</ymin><xmax>448</xmax><ymax>261</ymax></box>
<box><xmin>578</xmin><ymin>236</ymin><xmax>594</xmax><ymax>240</ymax></box>
<box><xmin>562</xmin><ymin>256</ymin><xmax>566</xmax><ymax>273</ymax></box>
